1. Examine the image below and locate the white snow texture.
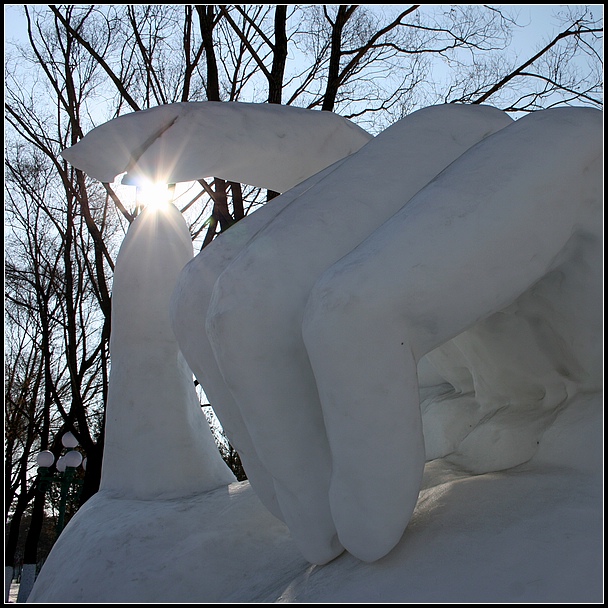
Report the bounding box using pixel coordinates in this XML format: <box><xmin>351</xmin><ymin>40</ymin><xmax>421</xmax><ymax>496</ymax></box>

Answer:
<box><xmin>29</xmin><ymin>101</ymin><xmax>602</xmax><ymax>602</ymax></box>
<box><xmin>101</xmin><ymin>202</ymin><xmax>235</xmax><ymax>499</ymax></box>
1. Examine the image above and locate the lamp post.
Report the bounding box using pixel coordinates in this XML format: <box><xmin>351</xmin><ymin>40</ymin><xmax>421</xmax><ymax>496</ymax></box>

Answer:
<box><xmin>16</xmin><ymin>432</ymin><xmax>86</xmax><ymax>603</ymax></box>
<box><xmin>36</xmin><ymin>432</ymin><xmax>86</xmax><ymax>538</ymax></box>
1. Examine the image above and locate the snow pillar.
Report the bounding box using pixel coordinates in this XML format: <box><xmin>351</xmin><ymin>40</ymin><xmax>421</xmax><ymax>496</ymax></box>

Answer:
<box><xmin>100</xmin><ymin>203</ymin><xmax>234</xmax><ymax>500</ymax></box>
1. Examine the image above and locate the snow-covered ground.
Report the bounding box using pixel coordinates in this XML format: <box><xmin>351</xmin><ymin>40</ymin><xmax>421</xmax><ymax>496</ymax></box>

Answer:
<box><xmin>27</xmin><ymin>390</ymin><xmax>602</xmax><ymax>602</ymax></box>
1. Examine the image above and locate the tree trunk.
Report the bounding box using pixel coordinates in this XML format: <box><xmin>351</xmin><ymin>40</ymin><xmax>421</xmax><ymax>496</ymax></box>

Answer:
<box><xmin>4</xmin><ymin>492</ymin><xmax>30</xmax><ymax>569</ymax></box>
<box><xmin>22</xmin><ymin>493</ymin><xmax>45</xmax><ymax>565</ymax></box>
<box><xmin>322</xmin><ymin>6</ymin><xmax>356</xmax><ymax>112</ymax></box>
<box><xmin>268</xmin><ymin>6</ymin><xmax>288</xmax><ymax>105</ymax></box>
<box><xmin>197</xmin><ymin>5</ymin><xmax>221</xmax><ymax>102</ymax></box>
<box><xmin>79</xmin><ymin>440</ymin><xmax>104</xmax><ymax>505</ymax></box>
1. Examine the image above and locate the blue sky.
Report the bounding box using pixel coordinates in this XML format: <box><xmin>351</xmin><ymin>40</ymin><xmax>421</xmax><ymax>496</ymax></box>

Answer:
<box><xmin>505</xmin><ymin>4</ymin><xmax>603</xmax><ymax>51</ymax></box>
<box><xmin>5</xmin><ymin>5</ymin><xmax>602</xmax><ymax>52</ymax></box>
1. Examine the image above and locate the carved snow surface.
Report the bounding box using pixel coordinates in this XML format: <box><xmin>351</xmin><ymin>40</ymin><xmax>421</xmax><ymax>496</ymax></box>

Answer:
<box><xmin>30</xmin><ymin>102</ymin><xmax>602</xmax><ymax>602</ymax></box>
<box><xmin>201</xmin><ymin>103</ymin><xmax>515</xmax><ymax>563</ymax></box>
<box><xmin>101</xmin><ymin>203</ymin><xmax>235</xmax><ymax>499</ymax></box>
<box><xmin>60</xmin><ymin>101</ymin><xmax>372</xmax><ymax>192</ymax></box>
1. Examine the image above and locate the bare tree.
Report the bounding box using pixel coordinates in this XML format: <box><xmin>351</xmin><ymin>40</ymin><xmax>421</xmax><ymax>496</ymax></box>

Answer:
<box><xmin>5</xmin><ymin>6</ymin><xmax>117</xmax><ymax>574</ymax></box>
<box><xmin>4</xmin><ymin>167</ymin><xmax>65</xmax><ymax>573</ymax></box>
<box><xmin>437</xmin><ymin>5</ymin><xmax>603</xmax><ymax>112</ymax></box>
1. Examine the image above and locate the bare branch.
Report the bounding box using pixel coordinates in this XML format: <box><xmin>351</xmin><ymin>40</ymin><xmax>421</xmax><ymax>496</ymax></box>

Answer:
<box><xmin>472</xmin><ymin>23</ymin><xmax>602</xmax><ymax>105</ymax></box>
<box><xmin>49</xmin><ymin>5</ymin><xmax>141</xmax><ymax>111</ymax></box>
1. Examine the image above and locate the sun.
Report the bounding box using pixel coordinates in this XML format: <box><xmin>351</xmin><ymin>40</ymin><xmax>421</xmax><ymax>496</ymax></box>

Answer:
<box><xmin>137</xmin><ymin>180</ymin><xmax>172</xmax><ymax>212</ymax></box>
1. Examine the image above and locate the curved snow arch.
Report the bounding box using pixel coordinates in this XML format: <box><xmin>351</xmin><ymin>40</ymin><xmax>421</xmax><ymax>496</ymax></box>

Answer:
<box><xmin>61</xmin><ymin>101</ymin><xmax>372</xmax><ymax>192</ymax></box>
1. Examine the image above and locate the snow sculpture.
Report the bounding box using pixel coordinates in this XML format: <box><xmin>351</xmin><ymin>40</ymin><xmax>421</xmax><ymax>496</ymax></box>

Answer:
<box><xmin>100</xmin><ymin>202</ymin><xmax>235</xmax><ymax>499</ymax></box>
<box><xmin>183</xmin><ymin>104</ymin><xmax>515</xmax><ymax>563</ymax></box>
<box><xmin>61</xmin><ymin>100</ymin><xmax>371</xmax><ymax>507</ymax></box>
<box><xmin>58</xmin><ymin>102</ymin><xmax>602</xmax><ymax>571</ymax></box>
<box><xmin>298</xmin><ymin>107</ymin><xmax>601</xmax><ymax>561</ymax></box>
<box><xmin>61</xmin><ymin>101</ymin><xmax>372</xmax><ymax>190</ymax></box>
<box><xmin>179</xmin><ymin>105</ymin><xmax>601</xmax><ymax>563</ymax></box>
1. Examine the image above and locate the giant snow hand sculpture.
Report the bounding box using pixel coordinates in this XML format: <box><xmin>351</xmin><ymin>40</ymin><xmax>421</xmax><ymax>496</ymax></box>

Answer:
<box><xmin>177</xmin><ymin>105</ymin><xmax>602</xmax><ymax>564</ymax></box>
<box><xmin>62</xmin><ymin>102</ymin><xmax>602</xmax><ymax>566</ymax></box>
<box><xmin>175</xmin><ymin>103</ymin><xmax>516</xmax><ymax>564</ymax></box>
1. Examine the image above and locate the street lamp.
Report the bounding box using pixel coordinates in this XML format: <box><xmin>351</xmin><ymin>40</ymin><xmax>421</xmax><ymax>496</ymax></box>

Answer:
<box><xmin>36</xmin><ymin>432</ymin><xmax>86</xmax><ymax>538</ymax></box>
<box><xmin>16</xmin><ymin>434</ymin><xmax>87</xmax><ymax>603</ymax></box>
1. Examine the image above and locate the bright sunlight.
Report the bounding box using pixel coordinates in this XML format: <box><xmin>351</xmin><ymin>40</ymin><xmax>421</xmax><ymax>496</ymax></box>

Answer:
<box><xmin>137</xmin><ymin>180</ymin><xmax>172</xmax><ymax>212</ymax></box>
